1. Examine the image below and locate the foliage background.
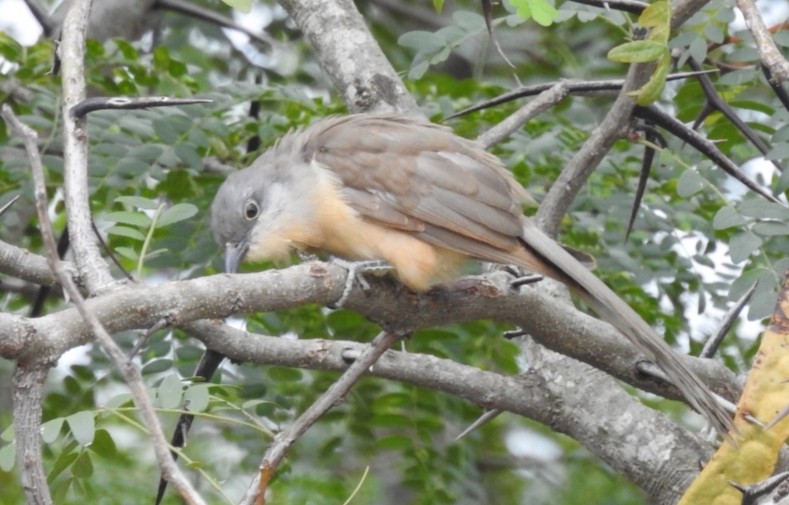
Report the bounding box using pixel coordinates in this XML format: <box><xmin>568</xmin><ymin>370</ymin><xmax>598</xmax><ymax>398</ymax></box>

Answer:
<box><xmin>1</xmin><ymin>0</ymin><xmax>787</xmax><ymax>503</ymax></box>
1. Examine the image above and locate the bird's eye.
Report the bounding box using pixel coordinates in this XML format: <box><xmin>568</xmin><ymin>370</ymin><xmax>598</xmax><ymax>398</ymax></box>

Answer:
<box><xmin>244</xmin><ymin>200</ymin><xmax>259</xmax><ymax>220</ymax></box>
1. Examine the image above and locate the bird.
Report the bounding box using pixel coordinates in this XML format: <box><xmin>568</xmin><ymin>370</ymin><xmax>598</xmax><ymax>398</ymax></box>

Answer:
<box><xmin>210</xmin><ymin>113</ymin><xmax>730</xmax><ymax>431</ymax></box>
<box><xmin>159</xmin><ymin>113</ymin><xmax>731</xmax><ymax>502</ymax></box>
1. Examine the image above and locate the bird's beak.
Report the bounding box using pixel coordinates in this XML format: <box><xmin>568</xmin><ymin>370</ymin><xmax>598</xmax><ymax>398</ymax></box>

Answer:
<box><xmin>224</xmin><ymin>241</ymin><xmax>249</xmax><ymax>273</ymax></box>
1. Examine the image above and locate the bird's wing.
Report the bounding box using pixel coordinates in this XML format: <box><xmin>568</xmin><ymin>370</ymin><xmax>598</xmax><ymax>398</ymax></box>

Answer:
<box><xmin>304</xmin><ymin>114</ymin><xmax>534</xmax><ymax>260</ymax></box>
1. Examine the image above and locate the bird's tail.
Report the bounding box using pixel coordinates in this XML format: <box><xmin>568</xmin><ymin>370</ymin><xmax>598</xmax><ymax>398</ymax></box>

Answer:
<box><xmin>516</xmin><ymin>218</ymin><xmax>732</xmax><ymax>436</ymax></box>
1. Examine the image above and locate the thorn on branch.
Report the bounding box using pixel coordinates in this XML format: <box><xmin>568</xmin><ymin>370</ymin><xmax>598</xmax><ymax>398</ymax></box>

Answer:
<box><xmin>70</xmin><ymin>96</ymin><xmax>212</xmax><ymax>119</ymax></box>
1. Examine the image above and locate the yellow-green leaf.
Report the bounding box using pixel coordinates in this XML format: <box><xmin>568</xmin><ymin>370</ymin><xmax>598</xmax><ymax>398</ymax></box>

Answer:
<box><xmin>639</xmin><ymin>0</ymin><xmax>670</xmax><ymax>42</ymax></box>
<box><xmin>631</xmin><ymin>51</ymin><xmax>670</xmax><ymax>105</ymax></box>
<box><xmin>607</xmin><ymin>40</ymin><xmax>665</xmax><ymax>63</ymax></box>
<box><xmin>221</xmin><ymin>0</ymin><xmax>252</xmax><ymax>13</ymax></box>
<box><xmin>638</xmin><ymin>0</ymin><xmax>669</xmax><ymax>28</ymax></box>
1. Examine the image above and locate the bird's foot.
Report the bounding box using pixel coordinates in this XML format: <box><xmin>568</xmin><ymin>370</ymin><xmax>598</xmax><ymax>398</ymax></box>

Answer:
<box><xmin>331</xmin><ymin>259</ymin><xmax>393</xmax><ymax>308</ymax></box>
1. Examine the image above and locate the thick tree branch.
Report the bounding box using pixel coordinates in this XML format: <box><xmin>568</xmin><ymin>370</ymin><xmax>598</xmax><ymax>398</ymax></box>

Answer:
<box><xmin>0</xmin><ymin>260</ymin><xmax>740</xmax><ymax>403</ymax></box>
<box><xmin>12</xmin><ymin>362</ymin><xmax>51</xmax><ymax>505</ymax></box>
<box><xmin>278</xmin><ymin>0</ymin><xmax>420</xmax><ymax>115</ymax></box>
<box><xmin>59</xmin><ymin>0</ymin><xmax>114</xmax><ymax>293</ymax></box>
<box><xmin>0</xmin><ymin>239</ymin><xmax>69</xmax><ymax>287</ymax></box>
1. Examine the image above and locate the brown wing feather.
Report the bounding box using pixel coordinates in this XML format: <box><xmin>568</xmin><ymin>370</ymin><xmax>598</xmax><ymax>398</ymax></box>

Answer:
<box><xmin>302</xmin><ymin>114</ymin><xmax>531</xmax><ymax>256</ymax></box>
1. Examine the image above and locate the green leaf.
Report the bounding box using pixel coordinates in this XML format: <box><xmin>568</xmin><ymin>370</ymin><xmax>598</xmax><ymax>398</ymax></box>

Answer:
<box><xmin>752</xmin><ymin>221</ymin><xmax>789</xmax><ymax>236</ymax></box>
<box><xmin>730</xmin><ymin>231</ymin><xmax>763</xmax><ymax>263</ymax></box>
<box><xmin>433</xmin><ymin>0</ymin><xmax>444</xmax><ymax>13</ymax></box>
<box><xmin>510</xmin><ymin>0</ymin><xmax>558</xmax><ymax>26</ymax></box>
<box><xmin>89</xmin><ymin>429</ymin><xmax>117</xmax><ymax>459</ymax></box>
<box><xmin>713</xmin><ymin>206</ymin><xmax>746</xmax><ymax>230</ymax></box>
<box><xmin>398</xmin><ymin>31</ymin><xmax>444</xmax><ymax>52</ymax></box>
<box><xmin>375</xmin><ymin>435</ymin><xmax>413</xmax><ymax>450</ymax></box>
<box><xmin>453</xmin><ymin>11</ymin><xmax>485</xmax><ymax>32</ymax></box>
<box><xmin>0</xmin><ymin>32</ymin><xmax>24</xmax><ymax>63</ymax></box>
<box><xmin>267</xmin><ymin>366</ymin><xmax>304</xmax><ymax>381</ymax></box>
<box><xmin>114</xmin><ymin>246</ymin><xmax>139</xmax><ymax>261</ymax></box>
<box><xmin>184</xmin><ymin>384</ymin><xmax>211</xmax><ymax>413</ymax></box>
<box><xmin>607</xmin><ymin>40</ymin><xmax>665</xmax><ymax>63</ymax></box>
<box><xmin>157</xmin><ymin>373</ymin><xmax>184</xmax><ymax>409</ymax></box>
<box><xmin>0</xmin><ymin>424</ymin><xmax>13</xmax><ymax>442</ymax></box>
<box><xmin>142</xmin><ymin>360</ymin><xmax>174</xmax><ymax>376</ymax></box>
<box><xmin>633</xmin><ymin>51</ymin><xmax>670</xmax><ymax>105</ymax></box>
<box><xmin>173</xmin><ymin>143</ymin><xmax>203</xmax><ymax>170</ymax></box>
<box><xmin>749</xmin><ymin>276</ymin><xmax>779</xmax><ymax>320</ymax></box>
<box><xmin>66</xmin><ymin>411</ymin><xmax>95</xmax><ymax>447</ymax></box>
<box><xmin>71</xmin><ymin>451</ymin><xmax>94</xmax><ymax>478</ymax></box>
<box><xmin>738</xmin><ymin>200</ymin><xmax>789</xmax><ymax>220</ymax></box>
<box><xmin>530</xmin><ymin>0</ymin><xmax>559</xmax><ymax>26</ymax></box>
<box><xmin>156</xmin><ymin>203</ymin><xmax>198</xmax><ymax>228</ymax></box>
<box><xmin>115</xmin><ymin>195</ymin><xmax>161</xmax><ymax>210</ymax></box>
<box><xmin>0</xmin><ymin>443</ymin><xmax>15</xmax><ymax>472</ymax></box>
<box><xmin>676</xmin><ymin>168</ymin><xmax>705</xmax><ymax>197</ymax></box>
<box><xmin>104</xmin><ymin>210</ymin><xmax>152</xmax><ymax>228</ymax></box>
<box><xmin>41</xmin><ymin>418</ymin><xmax>64</xmax><ymax>443</ymax></box>
<box><xmin>107</xmin><ymin>225</ymin><xmax>146</xmax><ymax>241</ymax></box>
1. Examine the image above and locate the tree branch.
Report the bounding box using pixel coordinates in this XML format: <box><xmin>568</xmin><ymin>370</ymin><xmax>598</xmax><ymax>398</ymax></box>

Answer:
<box><xmin>278</xmin><ymin>0</ymin><xmax>420</xmax><ymax>115</ymax></box>
<box><xmin>535</xmin><ymin>61</ymin><xmax>652</xmax><ymax>237</ymax></box>
<box><xmin>734</xmin><ymin>0</ymin><xmax>789</xmax><ymax>83</ymax></box>
<box><xmin>240</xmin><ymin>331</ymin><xmax>402</xmax><ymax>504</ymax></box>
<box><xmin>59</xmin><ymin>0</ymin><xmax>114</xmax><ymax>293</ymax></box>
<box><xmin>12</xmin><ymin>362</ymin><xmax>52</xmax><ymax>505</ymax></box>
<box><xmin>475</xmin><ymin>80</ymin><xmax>570</xmax><ymax>150</ymax></box>
<box><xmin>0</xmin><ymin>259</ymin><xmax>740</xmax><ymax>403</ymax></box>
<box><xmin>0</xmin><ymin>238</ymin><xmax>69</xmax><ymax>288</ymax></box>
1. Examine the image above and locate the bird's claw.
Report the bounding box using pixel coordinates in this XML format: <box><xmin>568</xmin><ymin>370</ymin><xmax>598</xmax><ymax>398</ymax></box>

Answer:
<box><xmin>331</xmin><ymin>259</ymin><xmax>393</xmax><ymax>308</ymax></box>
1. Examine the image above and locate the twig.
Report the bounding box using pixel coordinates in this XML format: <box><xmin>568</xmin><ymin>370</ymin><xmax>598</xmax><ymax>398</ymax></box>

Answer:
<box><xmin>22</xmin><ymin>0</ymin><xmax>54</xmax><ymax>36</ymax></box>
<box><xmin>455</xmin><ymin>409</ymin><xmax>501</xmax><ymax>441</ymax></box>
<box><xmin>535</xmin><ymin>62</ymin><xmax>655</xmax><ymax>237</ymax></box>
<box><xmin>700</xmin><ymin>282</ymin><xmax>757</xmax><ymax>358</ymax></box>
<box><xmin>445</xmin><ymin>70</ymin><xmax>717</xmax><ymax>120</ymax></box>
<box><xmin>569</xmin><ymin>0</ymin><xmax>648</xmax><ymax>14</ymax></box>
<box><xmin>1</xmin><ymin>104</ymin><xmax>206</xmax><ymax>505</ymax></box>
<box><xmin>634</xmin><ymin>105</ymin><xmax>781</xmax><ymax>204</ymax></box>
<box><xmin>624</xmin><ymin>125</ymin><xmax>666</xmax><ymax>239</ymax></box>
<box><xmin>155</xmin><ymin>0</ymin><xmax>280</xmax><ymax>49</ymax></box>
<box><xmin>239</xmin><ymin>331</ymin><xmax>402</xmax><ymax>505</ymax></box>
<box><xmin>475</xmin><ymin>80</ymin><xmax>570</xmax><ymax>150</ymax></box>
<box><xmin>0</xmin><ymin>195</ymin><xmax>21</xmax><ymax>216</ymax></box>
<box><xmin>762</xmin><ymin>64</ymin><xmax>789</xmax><ymax>112</ymax></box>
<box><xmin>687</xmin><ymin>58</ymin><xmax>784</xmax><ymax>173</ymax></box>
<box><xmin>735</xmin><ymin>0</ymin><xmax>789</xmax><ymax>83</ymax></box>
